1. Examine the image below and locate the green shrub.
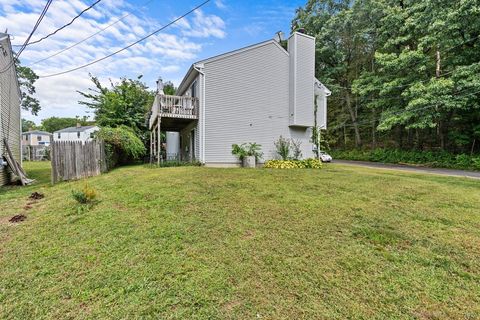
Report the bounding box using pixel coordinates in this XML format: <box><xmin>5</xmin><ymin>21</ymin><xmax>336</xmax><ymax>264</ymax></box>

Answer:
<box><xmin>264</xmin><ymin>158</ymin><xmax>323</xmax><ymax>169</ymax></box>
<box><xmin>96</xmin><ymin>126</ymin><xmax>146</xmax><ymax>168</ymax></box>
<box><xmin>274</xmin><ymin>136</ymin><xmax>291</xmax><ymax>160</ymax></box>
<box><xmin>71</xmin><ymin>182</ymin><xmax>97</xmax><ymax>204</ymax></box>
<box><xmin>331</xmin><ymin>148</ymin><xmax>480</xmax><ymax>171</ymax></box>
<box><xmin>231</xmin><ymin>143</ymin><xmax>263</xmax><ymax>160</ymax></box>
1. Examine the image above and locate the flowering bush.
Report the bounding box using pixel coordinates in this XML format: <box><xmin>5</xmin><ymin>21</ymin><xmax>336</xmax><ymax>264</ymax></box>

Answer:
<box><xmin>264</xmin><ymin>158</ymin><xmax>322</xmax><ymax>169</ymax></box>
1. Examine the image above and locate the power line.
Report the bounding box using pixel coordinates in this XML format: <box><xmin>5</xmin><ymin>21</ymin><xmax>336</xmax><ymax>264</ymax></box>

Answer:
<box><xmin>16</xmin><ymin>0</ymin><xmax>53</xmax><ymax>58</ymax></box>
<box><xmin>29</xmin><ymin>0</ymin><xmax>156</xmax><ymax>66</ymax></box>
<box><xmin>38</xmin><ymin>0</ymin><xmax>211</xmax><ymax>78</ymax></box>
<box><xmin>19</xmin><ymin>0</ymin><xmax>103</xmax><ymax>48</ymax></box>
<box><xmin>0</xmin><ymin>0</ymin><xmax>52</xmax><ymax>73</ymax></box>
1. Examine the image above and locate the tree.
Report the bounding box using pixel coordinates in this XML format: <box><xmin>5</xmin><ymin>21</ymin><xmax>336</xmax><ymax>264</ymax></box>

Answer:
<box><xmin>163</xmin><ymin>81</ymin><xmax>176</xmax><ymax>95</ymax></box>
<box><xmin>15</xmin><ymin>58</ymin><xmax>41</xmax><ymax>115</ymax></box>
<box><xmin>78</xmin><ymin>75</ymin><xmax>155</xmax><ymax>144</ymax></box>
<box><xmin>293</xmin><ymin>0</ymin><xmax>480</xmax><ymax>154</ymax></box>
<box><xmin>40</xmin><ymin>116</ymin><xmax>91</xmax><ymax>133</ymax></box>
<box><xmin>21</xmin><ymin>119</ymin><xmax>37</xmax><ymax>132</ymax></box>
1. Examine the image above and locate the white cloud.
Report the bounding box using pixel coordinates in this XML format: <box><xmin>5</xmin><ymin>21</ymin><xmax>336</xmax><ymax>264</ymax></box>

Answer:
<box><xmin>0</xmin><ymin>0</ymin><xmax>226</xmax><ymax>123</ymax></box>
<box><xmin>215</xmin><ymin>0</ymin><xmax>227</xmax><ymax>9</ymax></box>
<box><xmin>176</xmin><ymin>10</ymin><xmax>226</xmax><ymax>39</ymax></box>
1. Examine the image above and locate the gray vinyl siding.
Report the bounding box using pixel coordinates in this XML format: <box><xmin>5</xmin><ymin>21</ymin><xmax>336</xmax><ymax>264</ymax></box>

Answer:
<box><xmin>0</xmin><ymin>34</ymin><xmax>21</xmax><ymax>186</ymax></box>
<box><xmin>203</xmin><ymin>41</ymin><xmax>314</xmax><ymax>163</ymax></box>
<box><xmin>289</xmin><ymin>33</ymin><xmax>315</xmax><ymax>127</ymax></box>
<box><xmin>179</xmin><ymin>121</ymin><xmax>199</xmax><ymax>161</ymax></box>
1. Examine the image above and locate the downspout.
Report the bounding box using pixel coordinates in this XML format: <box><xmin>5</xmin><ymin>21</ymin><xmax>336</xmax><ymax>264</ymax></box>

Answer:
<box><xmin>193</xmin><ymin>63</ymin><xmax>205</xmax><ymax>163</ymax></box>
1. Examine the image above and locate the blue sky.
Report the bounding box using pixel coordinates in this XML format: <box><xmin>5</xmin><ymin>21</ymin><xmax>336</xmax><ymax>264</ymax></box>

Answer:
<box><xmin>0</xmin><ymin>0</ymin><xmax>305</xmax><ymax>123</ymax></box>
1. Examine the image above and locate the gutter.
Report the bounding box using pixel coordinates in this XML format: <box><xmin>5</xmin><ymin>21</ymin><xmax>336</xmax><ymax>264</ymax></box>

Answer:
<box><xmin>193</xmin><ymin>63</ymin><xmax>206</xmax><ymax>163</ymax></box>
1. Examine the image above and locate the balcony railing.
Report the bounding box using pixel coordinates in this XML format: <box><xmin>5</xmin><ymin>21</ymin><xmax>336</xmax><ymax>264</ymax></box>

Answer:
<box><xmin>159</xmin><ymin>95</ymin><xmax>199</xmax><ymax>117</ymax></box>
<box><xmin>149</xmin><ymin>94</ymin><xmax>199</xmax><ymax>129</ymax></box>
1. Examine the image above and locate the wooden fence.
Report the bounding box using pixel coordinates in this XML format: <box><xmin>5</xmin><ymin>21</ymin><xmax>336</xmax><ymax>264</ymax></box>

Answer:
<box><xmin>51</xmin><ymin>140</ymin><xmax>107</xmax><ymax>184</ymax></box>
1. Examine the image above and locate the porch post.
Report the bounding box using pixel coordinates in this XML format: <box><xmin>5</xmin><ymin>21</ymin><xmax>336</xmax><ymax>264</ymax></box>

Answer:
<box><xmin>150</xmin><ymin>131</ymin><xmax>153</xmax><ymax>163</ymax></box>
<box><xmin>157</xmin><ymin>115</ymin><xmax>161</xmax><ymax>166</ymax></box>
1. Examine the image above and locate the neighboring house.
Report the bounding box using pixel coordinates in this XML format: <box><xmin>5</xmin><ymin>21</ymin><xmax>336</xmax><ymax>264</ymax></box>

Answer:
<box><xmin>149</xmin><ymin>30</ymin><xmax>331</xmax><ymax>166</ymax></box>
<box><xmin>53</xmin><ymin>125</ymin><xmax>99</xmax><ymax>142</ymax></box>
<box><xmin>0</xmin><ymin>33</ymin><xmax>22</xmax><ymax>185</ymax></box>
<box><xmin>22</xmin><ymin>130</ymin><xmax>52</xmax><ymax>161</ymax></box>
<box><xmin>22</xmin><ymin>130</ymin><xmax>52</xmax><ymax>146</ymax></box>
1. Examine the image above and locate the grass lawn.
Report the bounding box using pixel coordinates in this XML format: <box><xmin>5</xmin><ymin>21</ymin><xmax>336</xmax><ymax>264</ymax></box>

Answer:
<box><xmin>1</xmin><ymin>162</ymin><xmax>479</xmax><ymax>319</ymax></box>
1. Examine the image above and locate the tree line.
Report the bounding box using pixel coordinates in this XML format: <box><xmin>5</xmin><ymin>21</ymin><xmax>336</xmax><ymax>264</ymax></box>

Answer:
<box><xmin>293</xmin><ymin>0</ymin><xmax>480</xmax><ymax>154</ymax></box>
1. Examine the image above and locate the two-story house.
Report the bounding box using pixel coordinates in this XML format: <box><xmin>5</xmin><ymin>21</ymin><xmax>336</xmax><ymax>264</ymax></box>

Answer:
<box><xmin>149</xmin><ymin>30</ymin><xmax>330</xmax><ymax>166</ymax></box>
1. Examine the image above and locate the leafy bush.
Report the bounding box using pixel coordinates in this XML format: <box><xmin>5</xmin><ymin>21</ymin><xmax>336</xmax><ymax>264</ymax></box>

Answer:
<box><xmin>264</xmin><ymin>158</ymin><xmax>323</xmax><ymax>169</ymax></box>
<box><xmin>71</xmin><ymin>182</ymin><xmax>97</xmax><ymax>204</ymax></box>
<box><xmin>96</xmin><ymin>126</ymin><xmax>146</xmax><ymax>168</ymax></box>
<box><xmin>291</xmin><ymin>139</ymin><xmax>303</xmax><ymax>160</ymax></box>
<box><xmin>274</xmin><ymin>136</ymin><xmax>303</xmax><ymax>160</ymax></box>
<box><xmin>231</xmin><ymin>143</ymin><xmax>263</xmax><ymax>160</ymax></box>
<box><xmin>331</xmin><ymin>148</ymin><xmax>480</xmax><ymax>171</ymax></box>
<box><xmin>274</xmin><ymin>136</ymin><xmax>291</xmax><ymax>160</ymax></box>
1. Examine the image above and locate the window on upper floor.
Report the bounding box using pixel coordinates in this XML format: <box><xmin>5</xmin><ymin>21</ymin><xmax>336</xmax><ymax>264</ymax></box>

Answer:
<box><xmin>77</xmin><ymin>131</ymin><xmax>81</xmax><ymax>138</ymax></box>
<box><xmin>57</xmin><ymin>133</ymin><xmax>61</xmax><ymax>139</ymax></box>
<box><xmin>37</xmin><ymin>136</ymin><xmax>42</xmax><ymax>141</ymax></box>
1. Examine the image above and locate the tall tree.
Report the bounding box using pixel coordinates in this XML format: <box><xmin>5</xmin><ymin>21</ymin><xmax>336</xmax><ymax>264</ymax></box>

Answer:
<box><xmin>15</xmin><ymin>58</ymin><xmax>41</xmax><ymax>115</ymax></box>
<box><xmin>293</xmin><ymin>0</ymin><xmax>480</xmax><ymax>153</ymax></box>
<box><xmin>21</xmin><ymin>119</ymin><xmax>37</xmax><ymax>132</ymax></box>
<box><xmin>78</xmin><ymin>75</ymin><xmax>154</xmax><ymax>143</ymax></box>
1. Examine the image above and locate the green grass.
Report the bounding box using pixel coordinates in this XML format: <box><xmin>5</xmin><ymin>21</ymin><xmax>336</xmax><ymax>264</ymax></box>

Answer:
<box><xmin>1</xmin><ymin>162</ymin><xmax>479</xmax><ymax>319</ymax></box>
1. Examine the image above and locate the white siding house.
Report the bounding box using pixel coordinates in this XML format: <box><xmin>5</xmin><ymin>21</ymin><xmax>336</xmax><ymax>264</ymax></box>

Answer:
<box><xmin>53</xmin><ymin>125</ymin><xmax>99</xmax><ymax>143</ymax></box>
<box><xmin>149</xmin><ymin>31</ymin><xmax>330</xmax><ymax>166</ymax></box>
<box><xmin>0</xmin><ymin>33</ymin><xmax>22</xmax><ymax>186</ymax></box>
<box><xmin>22</xmin><ymin>130</ymin><xmax>52</xmax><ymax>146</ymax></box>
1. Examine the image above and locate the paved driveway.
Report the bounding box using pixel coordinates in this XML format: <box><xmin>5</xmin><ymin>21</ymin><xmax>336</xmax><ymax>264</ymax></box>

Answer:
<box><xmin>333</xmin><ymin>160</ymin><xmax>480</xmax><ymax>179</ymax></box>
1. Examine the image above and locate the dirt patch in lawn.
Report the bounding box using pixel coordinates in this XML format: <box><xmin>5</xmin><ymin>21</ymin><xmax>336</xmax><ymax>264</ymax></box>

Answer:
<box><xmin>9</xmin><ymin>214</ymin><xmax>27</xmax><ymax>223</ymax></box>
<box><xmin>29</xmin><ymin>192</ymin><xmax>44</xmax><ymax>200</ymax></box>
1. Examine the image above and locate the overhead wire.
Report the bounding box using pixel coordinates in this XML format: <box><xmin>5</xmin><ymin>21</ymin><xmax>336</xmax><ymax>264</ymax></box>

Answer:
<box><xmin>16</xmin><ymin>0</ymin><xmax>53</xmax><ymax>58</ymax></box>
<box><xmin>29</xmin><ymin>0</ymin><xmax>156</xmax><ymax>66</ymax></box>
<box><xmin>14</xmin><ymin>0</ymin><xmax>103</xmax><ymax>48</ymax></box>
<box><xmin>38</xmin><ymin>0</ymin><xmax>211</xmax><ymax>78</ymax></box>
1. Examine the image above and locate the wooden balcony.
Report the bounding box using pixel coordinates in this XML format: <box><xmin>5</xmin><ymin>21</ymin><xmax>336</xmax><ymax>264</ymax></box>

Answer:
<box><xmin>149</xmin><ymin>94</ymin><xmax>199</xmax><ymax>129</ymax></box>
<box><xmin>149</xmin><ymin>94</ymin><xmax>199</xmax><ymax>164</ymax></box>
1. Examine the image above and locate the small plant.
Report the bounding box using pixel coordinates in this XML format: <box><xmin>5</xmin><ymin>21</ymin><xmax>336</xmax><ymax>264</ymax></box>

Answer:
<box><xmin>231</xmin><ymin>143</ymin><xmax>247</xmax><ymax>160</ymax></box>
<box><xmin>231</xmin><ymin>143</ymin><xmax>263</xmax><ymax>160</ymax></box>
<box><xmin>291</xmin><ymin>139</ymin><xmax>302</xmax><ymax>160</ymax></box>
<box><xmin>72</xmin><ymin>182</ymin><xmax>97</xmax><ymax>205</ymax></box>
<box><xmin>274</xmin><ymin>136</ymin><xmax>291</xmax><ymax>160</ymax></box>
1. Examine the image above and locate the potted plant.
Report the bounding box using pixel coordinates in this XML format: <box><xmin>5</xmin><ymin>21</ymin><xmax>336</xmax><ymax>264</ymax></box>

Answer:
<box><xmin>231</xmin><ymin>143</ymin><xmax>263</xmax><ymax>168</ymax></box>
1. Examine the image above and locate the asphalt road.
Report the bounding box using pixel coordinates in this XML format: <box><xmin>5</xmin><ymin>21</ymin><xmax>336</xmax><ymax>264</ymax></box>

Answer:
<box><xmin>333</xmin><ymin>160</ymin><xmax>480</xmax><ymax>179</ymax></box>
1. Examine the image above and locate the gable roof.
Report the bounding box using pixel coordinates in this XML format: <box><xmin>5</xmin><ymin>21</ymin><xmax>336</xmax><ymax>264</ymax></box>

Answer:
<box><xmin>196</xmin><ymin>39</ymin><xmax>288</xmax><ymax>65</ymax></box>
<box><xmin>23</xmin><ymin>130</ymin><xmax>52</xmax><ymax>136</ymax></box>
<box><xmin>54</xmin><ymin>125</ymin><xmax>98</xmax><ymax>133</ymax></box>
<box><xmin>177</xmin><ymin>39</ymin><xmax>289</xmax><ymax>95</ymax></box>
